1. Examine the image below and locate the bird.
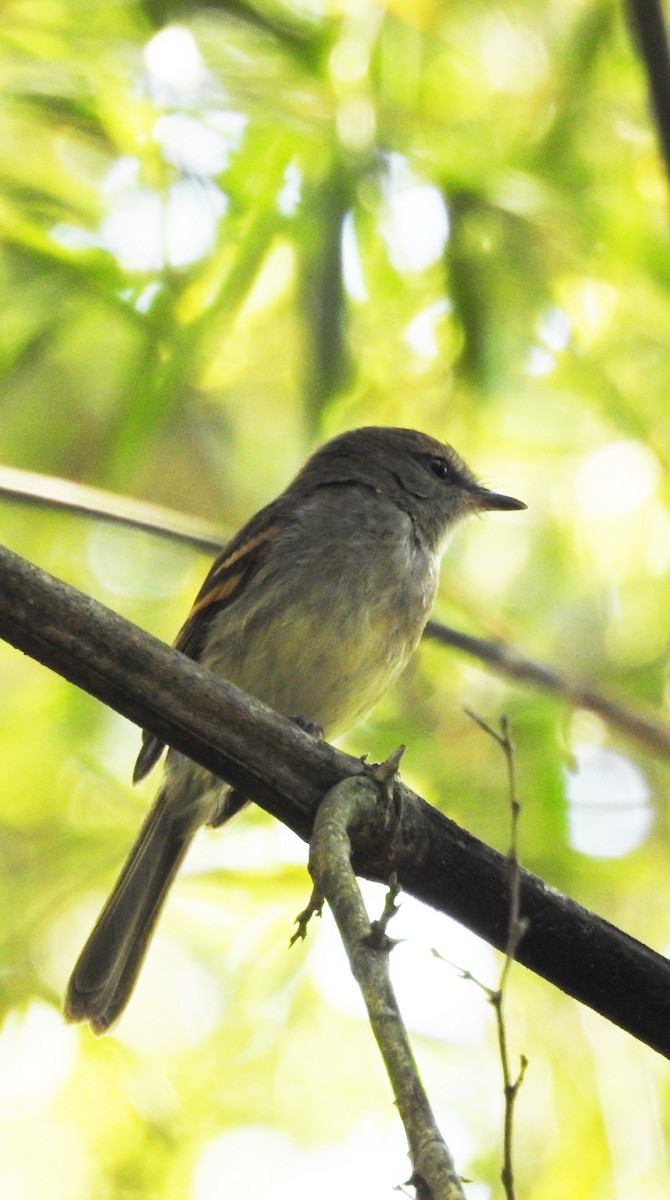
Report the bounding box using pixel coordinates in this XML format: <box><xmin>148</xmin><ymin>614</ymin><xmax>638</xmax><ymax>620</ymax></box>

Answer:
<box><xmin>64</xmin><ymin>426</ymin><xmax>525</xmax><ymax>1033</ymax></box>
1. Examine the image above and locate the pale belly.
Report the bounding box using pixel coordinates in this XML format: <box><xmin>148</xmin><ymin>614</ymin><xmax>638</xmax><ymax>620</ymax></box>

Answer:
<box><xmin>202</xmin><ymin>545</ymin><xmax>439</xmax><ymax>738</ymax></box>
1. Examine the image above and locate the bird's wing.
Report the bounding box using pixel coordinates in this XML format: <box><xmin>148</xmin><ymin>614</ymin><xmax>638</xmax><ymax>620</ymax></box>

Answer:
<box><xmin>132</xmin><ymin>497</ymin><xmax>286</xmax><ymax>783</ymax></box>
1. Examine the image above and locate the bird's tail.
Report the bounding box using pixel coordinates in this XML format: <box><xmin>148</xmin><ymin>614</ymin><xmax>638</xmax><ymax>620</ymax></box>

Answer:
<box><xmin>64</xmin><ymin>788</ymin><xmax>196</xmax><ymax>1035</ymax></box>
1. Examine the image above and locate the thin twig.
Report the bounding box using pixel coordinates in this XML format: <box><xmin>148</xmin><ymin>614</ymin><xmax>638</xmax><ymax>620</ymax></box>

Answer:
<box><xmin>429</xmin><ymin>622</ymin><xmax>670</xmax><ymax>759</ymax></box>
<box><xmin>0</xmin><ymin>464</ymin><xmax>223</xmax><ymax>551</ymax></box>
<box><xmin>465</xmin><ymin>712</ymin><xmax>527</xmax><ymax>1200</ymax></box>
<box><xmin>3</xmin><ymin>469</ymin><xmax>670</xmax><ymax>760</ymax></box>
<box><xmin>307</xmin><ymin>760</ymin><xmax>466</xmax><ymax>1200</ymax></box>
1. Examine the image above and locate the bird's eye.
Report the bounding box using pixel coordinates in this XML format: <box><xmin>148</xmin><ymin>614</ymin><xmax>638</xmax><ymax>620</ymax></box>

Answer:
<box><xmin>426</xmin><ymin>456</ymin><xmax>452</xmax><ymax>481</ymax></box>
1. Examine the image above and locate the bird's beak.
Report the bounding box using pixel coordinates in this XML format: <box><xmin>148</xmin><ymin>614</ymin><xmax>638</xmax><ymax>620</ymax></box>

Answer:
<box><xmin>469</xmin><ymin>485</ymin><xmax>527</xmax><ymax>512</ymax></box>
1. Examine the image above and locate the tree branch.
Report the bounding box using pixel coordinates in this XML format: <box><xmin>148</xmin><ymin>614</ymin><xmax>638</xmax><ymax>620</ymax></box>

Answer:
<box><xmin>426</xmin><ymin>622</ymin><xmax>670</xmax><ymax>759</ymax></box>
<box><xmin>307</xmin><ymin>763</ymin><xmax>466</xmax><ymax>1200</ymax></box>
<box><xmin>625</xmin><ymin>0</ymin><xmax>670</xmax><ymax>192</ymax></box>
<box><xmin>465</xmin><ymin>714</ymin><xmax>526</xmax><ymax>1200</ymax></box>
<box><xmin>1</xmin><ymin>540</ymin><xmax>670</xmax><ymax>1058</ymax></box>
<box><xmin>0</xmin><ymin>464</ymin><xmax>223</xmax><ymax>552</ymax></box>
<box><xmin>5</xmin><ymin>466</ymin><xmax>670</xmax><ymax>760</ymax></box>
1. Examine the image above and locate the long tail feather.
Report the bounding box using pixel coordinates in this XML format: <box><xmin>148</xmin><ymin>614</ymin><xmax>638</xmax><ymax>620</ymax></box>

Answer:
<box><xmin>64</xmin><ymin>789</ymin><xmax>194</xmax><ymax>1034</ymax></box>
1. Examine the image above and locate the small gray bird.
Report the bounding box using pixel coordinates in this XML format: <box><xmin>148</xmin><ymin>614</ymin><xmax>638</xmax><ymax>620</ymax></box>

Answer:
<box><xmin>64</xmin><ymin>426</ymin><xmax>525</xmax><ymax>1033</ymax></box>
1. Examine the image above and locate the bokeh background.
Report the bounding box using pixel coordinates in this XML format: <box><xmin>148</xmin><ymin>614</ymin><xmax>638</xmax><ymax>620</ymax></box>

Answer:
<box><xmin>2</xmin><ymin>0</ymin><xmax>670</xmax><ymax>1196</ymax></box>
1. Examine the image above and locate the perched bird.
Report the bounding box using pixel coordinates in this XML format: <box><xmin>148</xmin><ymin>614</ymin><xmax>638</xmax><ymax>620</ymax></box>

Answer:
<box><xmin>64</xmin><ymin>426</ymin><xmax>525</xmax><ymax>1032</ymax></box>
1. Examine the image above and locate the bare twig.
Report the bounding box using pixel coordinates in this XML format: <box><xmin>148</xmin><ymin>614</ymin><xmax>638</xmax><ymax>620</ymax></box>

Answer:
<box><xmin>1</xmin><ymin>542</ymin><xmax>670</xmax><ymax>1055</ymax></box>
<box><xmin>465</xmin><ymin>713</ymin><xmax>527</xmax><ymax>1200</ymax></box>
<box><xmin>428</xmin><ymin>622</ymin><xmax>670</xmax><ymax>759</ymax></box>
<box><xmin>290</xmin><ymin>887</ymin><xmax>324</xmax><ymax>945</ymax></box>
<box><xmin>0</xmin><ymin>464</ymin><xmax>223</xmax><ymax>552</ymax></box>
<box><xmin>3</xmin><ymin>469</ymin><xmax>670</xmax><ymax>761</ymax></box>
<box><xmin>307</xmin><ymin>759</ymin><xmax>466</xmax><ymax>1200</ymax></box>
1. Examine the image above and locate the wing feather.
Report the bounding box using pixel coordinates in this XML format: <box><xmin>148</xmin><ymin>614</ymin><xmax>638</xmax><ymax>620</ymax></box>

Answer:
<box><xmin>133</xmin><ymin>499</ymin><xmax>285</xmax><ymax>783</ymax></box>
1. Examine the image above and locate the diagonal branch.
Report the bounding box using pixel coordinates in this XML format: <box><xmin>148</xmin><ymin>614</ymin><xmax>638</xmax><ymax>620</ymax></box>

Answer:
<box><xmin>0</xmin><ymin>464</ymin><xmax>223</xmax><ymax>551</ymax></box>
<box><xmin>426</xmin><ymin>622</ymin><xmax>670</xmax><ymax>758</ymax></box>
<box><xmin>4</xmin><ymin>465</ymin><xmax>670</xmax><ymax>759</ymax></box>
<box><xmin>1</xmin><ymin>540</ymin><xmax>670</xmax><ymax>1057</ymax></box>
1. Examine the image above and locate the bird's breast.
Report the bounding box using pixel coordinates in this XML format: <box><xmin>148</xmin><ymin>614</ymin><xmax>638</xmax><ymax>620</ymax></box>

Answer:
<box><xmin>202</xmin><ymin>500</ymin><xmax>439</xmax><ymax>737</ymax></box>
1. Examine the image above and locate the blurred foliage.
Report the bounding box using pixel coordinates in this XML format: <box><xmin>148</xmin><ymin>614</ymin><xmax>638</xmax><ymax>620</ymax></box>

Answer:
<box><xmin>1</xmin><ymin>0</ymin><xmax>670</xmax><ymax>1196</ymax></box>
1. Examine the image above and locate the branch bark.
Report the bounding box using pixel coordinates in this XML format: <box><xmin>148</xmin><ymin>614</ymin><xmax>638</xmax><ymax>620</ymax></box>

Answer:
<box><xmin>307</xmin><ymin>764</ymin><xmax>466</xmax><ymax>1200</ymax></box>
<box><xmin>1</xmin><ymin>541</ymin><xmax>670</xmax><ymax>1058</ymax></box>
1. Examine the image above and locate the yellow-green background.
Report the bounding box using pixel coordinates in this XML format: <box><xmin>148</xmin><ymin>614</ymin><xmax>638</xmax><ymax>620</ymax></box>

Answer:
<box><xmin>1</xmin><ymin>0</ymin><xmax>670</xmax><ymax>1196</ymax></box>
